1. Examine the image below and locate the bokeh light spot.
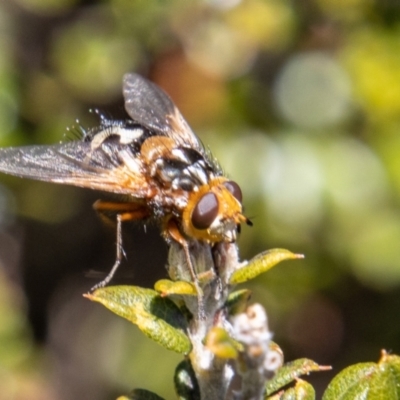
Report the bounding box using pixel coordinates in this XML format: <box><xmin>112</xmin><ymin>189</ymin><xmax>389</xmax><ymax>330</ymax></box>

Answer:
<box><xmin>350</xmin><ymin>211</ymin><xmax>400</xmax><ymax>290</ymax></box>
<box><xmin>51</xmin><ymin>9</ymin><xmax>139</xmax><ymax>102</ymax></box>
<box><xmin>274</xmin><ymin>52</ymin><xmax>352</xmax><ymax>129</ymax></box>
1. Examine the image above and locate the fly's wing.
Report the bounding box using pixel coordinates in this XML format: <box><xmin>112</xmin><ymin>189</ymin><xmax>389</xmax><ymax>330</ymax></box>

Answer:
<box><xmin>0</xmin><ymin>141</ymin><xmax>149</xmax><ymax>196</ymax></box>
<box><xmin>123</xmin><ymin>73</ymin><xmax>203</xmax><ymax>151</ymax></box>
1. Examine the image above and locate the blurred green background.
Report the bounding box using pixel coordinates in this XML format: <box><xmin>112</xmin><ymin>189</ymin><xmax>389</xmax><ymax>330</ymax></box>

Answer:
<box><xmin>0</xmin><ymin>0</ymin><xmax>400</xmax><ymax>399</ymax></box>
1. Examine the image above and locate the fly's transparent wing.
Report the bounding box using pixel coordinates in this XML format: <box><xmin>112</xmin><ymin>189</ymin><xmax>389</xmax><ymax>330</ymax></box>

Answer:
<box><xmin>0</xmin><ymin>142</ymin><xmax>149</xmax><ymax>196</ymax></box>
<box><xmin>123</xmin><ymin>73</ymin><xmax>202</xmax><ymax>150</ymax></box>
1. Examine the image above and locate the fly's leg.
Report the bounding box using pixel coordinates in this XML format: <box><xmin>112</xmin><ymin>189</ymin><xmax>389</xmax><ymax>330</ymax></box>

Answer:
<box><xmin>90</xmin><ymin>213</ymin><xmax>123</xmax><ymax>291</ymax></box>
<box><xmin>90</xmin><ymin>200</ymin><xmax>149</xmax><ymax>291</ymax></box>
<box><xmin>167</xmin><ymin>219</ymin><xmax>205</xmax><ymax>320</ymax></box>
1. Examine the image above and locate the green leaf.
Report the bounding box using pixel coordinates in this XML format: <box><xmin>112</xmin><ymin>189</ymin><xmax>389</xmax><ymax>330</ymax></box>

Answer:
<box><xmin>230</xmin><ymin>249</ymin><xmax>304</xmax><ymax>284</ymax></box>
<box><xmin>265</xmin><ymin>358</ymin><xmax>330</xmax><ymax>396</ymax></box>
<box><xmin>117</xmin><ymin>388</ymin><xmax>165</xmax><ymax>400</ymax></box>
<box><xmin>322</xmin><ymin>350</ymin><xmax>400</xmax><ymax>400</ymax></box>
<box><xmin>154</xmin><ymin>279</ymin><xmax>197</xmax><ymax>296</ymax></box>
<box><xmin>174</xmin><ymin>359</ymin><xmax>201</xmax><ymax>400</ymax></box>
<box><xmin>225</xmin><ymin>289</ymin><xmax>252</xmax><ymax>315</ymax></box>
<box><xmin>85</xmin><ymin>286</ymin><xmax>191</xmax><ymax>354</ymax></box>
<box><xmin>205</xmin><ymin>327</ymin><xmax>238</xmax><ymax>359</ymax></box>
<box><xmin>267</xmin><ymin>379</ymin><xmax>315</xmax><ymax>399</ymax></box>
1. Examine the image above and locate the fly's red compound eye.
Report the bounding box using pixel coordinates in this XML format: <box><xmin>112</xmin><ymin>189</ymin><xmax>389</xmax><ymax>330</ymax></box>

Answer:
<box><xmin>192</xmin><ymin>192</ymin><xmax>219</xmax><ymax>230</ymax></box>
<box><xmin>223</xmin><ymin>180</ymin><xmax>242</xmax><ymax>203</ymax></box>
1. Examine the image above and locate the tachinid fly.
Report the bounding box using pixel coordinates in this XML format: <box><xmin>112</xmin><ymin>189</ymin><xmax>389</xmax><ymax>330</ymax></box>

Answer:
<box><xmin>0</xmin><ymin>74</ymin><xmax>251</xmax><ymax>301</ymax></box>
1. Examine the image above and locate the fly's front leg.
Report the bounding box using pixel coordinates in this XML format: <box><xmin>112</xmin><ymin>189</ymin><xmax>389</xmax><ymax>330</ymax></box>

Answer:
<box><xmin>90</xmin><ymin>200</ymin><xmax>150</xmax><ymax>291</ymax></box>
<box><xmin>167</xmin><ymin>219</ymin><xmax>205</xmax><ymax>320</ymax></box>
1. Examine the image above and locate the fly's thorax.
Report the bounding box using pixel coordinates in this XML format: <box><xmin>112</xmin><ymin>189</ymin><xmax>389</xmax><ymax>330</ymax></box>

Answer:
<box><xmin>140</xmin><ymin>136</ymin><xmax>176</xmax><ymax>164</ymax></box>
<box><xmin>182</xmin><ymin>177</ymin><xmax>246</xmax><ymax>243</ymax></box>
<box><xmin>140</xmin><ymin>135</ymin><xmax>213</xmax><ymax>192</ymax></box>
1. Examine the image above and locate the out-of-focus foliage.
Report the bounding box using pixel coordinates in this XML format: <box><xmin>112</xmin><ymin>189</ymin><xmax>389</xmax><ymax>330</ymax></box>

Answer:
<box><xmin>0</xmin><ymin>269</ymin><xmax>54</xmax><ymax>398</ymax></box>
<box><xmin>0</xmin><ymin>0</ymin><xmax>400</xmax><ymax>399</ymax></box>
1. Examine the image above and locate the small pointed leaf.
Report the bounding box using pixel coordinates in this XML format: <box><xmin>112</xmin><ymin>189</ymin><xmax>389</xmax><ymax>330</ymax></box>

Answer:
<box><xmin>225</xmin><ymin>289</ymin><xmax>252</xmax><ymax>315</ymax></box>
<box><xmin>265</xmin><ymin>358</ymin><xmax>330</xmax><ymax>396</ymax></box>
<box><xmin>322</xmin><ymin>350</ymin><xmax>400</xmax><ymax>400</ymax></box>
<box><xmin>267</xmin><ymin>379</ymin><xmax>315</xmax><ymax>399</ymax></box>
<box><xmin>154</xmin><ymin>279</ymin><xmax>197</xmax><ymax>296</ymax></box>
<box><xmin>85</xmin><ymin>286</ymin><xmax>191</xmax><ymax>354</ymax></box>
<box><xmin>117</xmin><ymin>388</ymin><xmax>165</xmax><ymax>400</ymax></box>
<box><xmin>230</xmin><ymin>249</ymin><xmax>304</xmax><ymax>284</ymax></box>
<box><xmin>174</xmin><ymin>359</ymin><xmax>201</xmax><ymax>400</ymax></box>
<box><xmin>205</xmin><ymin>327</ymin><xmax>238</xmax><ymax>359</ymax></box>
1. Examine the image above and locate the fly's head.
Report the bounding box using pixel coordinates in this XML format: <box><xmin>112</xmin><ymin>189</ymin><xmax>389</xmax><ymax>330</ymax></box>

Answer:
<box><xmin>182</xmin><ymin>177</ymin><xmax>251</xmax><ymax>243</ymax></box>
